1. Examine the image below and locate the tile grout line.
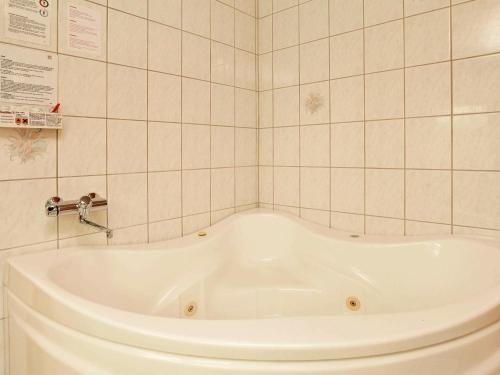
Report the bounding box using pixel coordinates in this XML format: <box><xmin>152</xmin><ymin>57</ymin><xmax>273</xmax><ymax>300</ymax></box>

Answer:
<box><xmin>450</xmin><ymin>0</ymin><xmax>455</xmax><ymax>234</ymax></box>
<box><xmin>362</xmin><ymin>0</ymin><xmax>367</xmax><ymax>234</ymax></box>
<box><xmin>403</xmin><ymin>0</ymin><xmax>407</xmax><ymax>235</ymax></box>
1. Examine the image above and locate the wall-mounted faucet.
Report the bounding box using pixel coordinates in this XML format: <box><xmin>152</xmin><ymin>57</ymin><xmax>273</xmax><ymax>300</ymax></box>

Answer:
<box><xmin>45</xmin><ymin>193</ymin><xmax>113</xmax><ymax>238</ymax></box>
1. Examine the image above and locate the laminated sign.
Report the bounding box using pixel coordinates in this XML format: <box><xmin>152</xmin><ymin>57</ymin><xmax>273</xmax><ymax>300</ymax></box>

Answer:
<box><xmin>4</xmin><ymin>0</ymin><xmax>52</xmax><ymax>46</ymax></box>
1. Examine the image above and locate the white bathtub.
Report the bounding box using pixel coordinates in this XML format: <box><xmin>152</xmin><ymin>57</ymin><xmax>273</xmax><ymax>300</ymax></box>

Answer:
<box><xmin>4</xmin><ymin>209</ymin><xmax>500</xmax><ymax>374</ymax></box>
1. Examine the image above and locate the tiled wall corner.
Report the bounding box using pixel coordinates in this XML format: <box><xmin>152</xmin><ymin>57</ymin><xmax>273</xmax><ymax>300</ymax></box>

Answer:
<box><xmin>257</xmin><ymin>0</ymin><xmax>500</xmax><ymax>237</ymax></box>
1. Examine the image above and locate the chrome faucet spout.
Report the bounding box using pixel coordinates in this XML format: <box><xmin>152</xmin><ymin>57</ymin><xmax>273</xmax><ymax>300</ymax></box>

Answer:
<box><xmin>79</xmin><ymin>216</ymin><xmax>113</xmax><ymax>239</ymax></box>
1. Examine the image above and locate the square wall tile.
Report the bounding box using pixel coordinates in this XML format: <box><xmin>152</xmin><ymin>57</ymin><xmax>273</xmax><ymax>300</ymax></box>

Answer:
<box><xmin>183</xmin><ymin>213</ymin><xmax>211</xmax><ymax>235</ymax></box>
<box><xmin>405</xmin><ymin>8</ymin><xmax>450</xmax><ymax>66</ymax></box>
<box><xmin>364</xmin><ymin>20</ymin><xmax>404</xmax><ymax>73</ymax></box>
<box><xmin>331</xmin><ymin>76</ymin><xmax>364</xmax><ymax>123</ymax></box>
<box><xmin>331</xmin><ymin>168</ymin><xmax>364</xmax><ymax>214</ymax></box>
<box><xmin>452</xmin><ymin>0</ymin><xmax>500</xmax><ymax>59</ymax></box>
<box><xmin>182</xmin><ymin>169</ymin><xmax>210</xmax><ymax>215</ymax></box>
<box><xmin>274</xmin><ymin>167</ymin><xmax>300</xmax><ymax>206</ymax></box>
<box><xmin>109</xmin><ymin>225</ymin><xmax>148</xmax><ymax>245</ymax></box>
<box><xmin>273</xmin><ymin>6</ymin><xmax>299</xmax><ymax>49</ymax></box>
<box><xmin>365</xmin><ymin>69</ymin><xmax>404</xmax><ymax>120</ymax></box>
<box><xmin>149</xmin><ymin>23</ymin><xmax>181</xmax><ymax>75</ymax></box>
<box><xmin>183</xmin><ymin>33</ymin><xmax>211</xmax><ymax>81</ymax></box>
<box><xmin>211</xmin><ymin>168</ymin><xmax>235</xmax><ymax>210</ymax></box>
<box><xmin>300</xmin><ymin>124</ymin><xmax>330</xmax><ymax>167</ymax></box>
<box><xmin>405</xmin><ymin>62</ymin><xmax>451</xmax><ymax>117</ymax></box>
<box><xmin>259</xmin><ymin>53</ymin><xmax>273</xmax><ymax>91</ymax></box>
<box><xmin>274</xmin><ymin>126</ymin><xmax>300</xmax><ymax>166</ymax></box>
<box><xmin>330</xmin><ymin>0</ymin><xmax>363</xmax><ymax>35</ymax></box>
<box><xmin>364</xmin><ymin>0</ymin><xmax>403</xmax><ymax>26</ymax></box>
<box><xmin>59</xmin><ymin>56</ymin><xmax>106</xmax><ymax>117</ymax></box>
<box><xmin>404</xmin><ymin>0</ymin><xmax>449</xmax><ymax>16</ymax></box>
<box><xmin>331</xmin><ymin>212</ymin><xmax>364</xmax><ymax>233</ymax></box>
<box><xmin>236</xmin><ymin>128</ymin><xmax>258</xmax><ymax>166</ymax></box>
<box><xmin>212</xmin><ymin>84</ymin><xmax>235</xmax><ymax>126</ymax></box>
<box><xmin>301</xmin><ymin>208</ymin><xmax>330</xmax><ymax>227</ymax></box>
<box><xmin>273</xmin><ymin>47</ymin><xmax>299</xmax><ymax>88</ymax></box>
<box><xmin>259</xmin><ymin>91</ymin><xmax>273</xmax><ymax>127</ymax></box>
<box><xmin>274</xmin><ymin>86</ymin><xmax>300</xmax><ymax>126</ymax></box>
<box><xmin>300</xmin><ymin>38</ymin><xmax>330</xmax><ymax>84</ymax></box>
<box><xmin>405</xmin><ymin>221</ymin><xmax>451</xmax><ymax>236</ymax></box>
<box><xmin>453</xmin><ymin>171</ymin><xmax>500</xmax><ymax>230</ymax></box>
<box><xmin>236</xmin><ymin>89</ymin><xmax>257</xmax><ymax>127</ymax></box>
<box><xmin>300</xmin><ymin>81</ymin><xmax>330</xmax><ymax>125</ymax></box>
<box><xmin>212</xmin><ymin>0</ymin><xmax>235</xmax><ymax>46</ymax></box>
<box><xmin>236</xmin><ymin>167</ymin><xmax>258</xmax><ymax>206</ymax></box>
<box><xmin>108</xmin><ymin>173</ymin><xmax>147</xmax><ymax>228</ymax></box>
<box><xmin>366</xmin><ymin>169</ymin><xmax>404</xmax><ymax>218</ymax></box>
<box><xmin>259</xmin><ymin>0</ymin><xmax>272</xmax><ymax>17</ymax></box>
<box><xmin>149</xmin><ymin>218</ymin><xmax>182</xmax><ymax>242</ymax></box>
<box><xmin>299</xmin><ymin>0</ymin><xmax>329</xmax><ymax>43</ymax></box>
<box><xmin>148</xmin><ymin>72</ymin><xmax>181</xmax><ymax>123</ymax></box>
<box><xmin>453</xmin><ymin>54</ymin><xmax>500</xmax><ymax>114</ymax></box>
<box><xmin>149</xmin><ymin>0</ymin><xmax>181</xmax><ymax>28</ymax></box>
<box><xmin>274</xmin><ymin>0</ymin><xmax>298</xmax><ymax>13</ymax></box>
<box><xmin>300</xmin><ymin>167</ymin><xmax>330</xmax><ymax>210</ymax></box>
<box><xmin>211</xmin><ymin>126</ymin><xmax>235</xmax><ymax>167</ymax></box>
<box><xmin>366</xmin><ymin>216</ymin><xmax>404</xmax><ymax>235</ymax></box>
<box><xmin>330</xmin><ymin>30</ymin><xmax>364</xmax><ymax>79</ymax></box>
<box><xmin>108</xmin><ymin>64</ymin><xmax>147</xmax><ymax>120</ymax></box>
<box><xmin>148</xmin><ymin>172</ymin><xmax>182</xmax><ymax>222</ymax></box>
<box><xmin>236</xmin><ymin>0</ymin><xmax>256</xmax><ymax>16</ymax></box>
<box><xmin>109</xmin><ymin>0</ymin><xmax>147</xmax><ymax>16</ymax></box>
<box><xmin>406</xmin><ymin>170</ymin><xmax>451</xmax><ymax>224</ymax></box>
<box><xmin>235</xmin><ymin>49</ymin><xmax>256</xmax><ymax>90</ymax></box>
<box><xmin>107</xmin><ymin>120</ymin><xmax>147</xmax><ymax>174</ymax></box>
<box><xmin>453</xmin><ymin>113</ymin><xmax>500</xmax><ymax>171</ymax></box>
<box><xmin>0</xmin><ymin>179</ymin><xmax>56</xmax><ymax>250</ymax></box>
<box><xmin>148</xmin><ymin>122</ymin><xmax>181</xmax><ymax>172</ymax></box>
<box><xmin>182</xmin><ymin>124</ymin><xmax>210</xmax><ymax>169</ymax></box>
<box><xmin>183</xmin><ymin>0</ymin><xmax>211</xmax><ymax>37</ymax></box>
<box><xmin>331</xmin><ymin>122</ymin><xmax>364</xmax><ymax>167</ymax></box>
<box><xmin>182</xmin><ymin>78</ymin><xmax>211</xmax><ymax>124</ymax></box>
<box><xmin>236</xmin><ymin>10</ymin><xmax>256</xmax><ymax>52</ymax></box>
<box><xmin>211</xmin><ymin>41</ymin><xmax>235</xmax><ymax>85</ymax></box>
<box><xmin>366</xmin><ymin>119</ymin><xmax>404</xmax><ymax>168</ymax></box>
<box><xmin>259</xmin><ymin>128</ymin><xmax>273</xmax><ymax>165</ymax></box>
<box><xmin>0</xmin><ymin>128</ymin><xmax>56</xmax><ymax>180</ymax></box>
<box><xmin>406</xmin><ymin>116</ymin><xmax>451</xmax><ymax>169</ymax></box>
<box><xmin>259</xmin><ymin>16</ymin><xmax>273</xmax><ymax>54</ymax></box>
<box><xmin>259</xmin><ymin>166</ymin><xmax>274</xmax><ymax>203</ymax></box>
<box><xmin>108</xmin><ymin>9</ymin><xmax>147</xmax><ymax>68</ymax></box>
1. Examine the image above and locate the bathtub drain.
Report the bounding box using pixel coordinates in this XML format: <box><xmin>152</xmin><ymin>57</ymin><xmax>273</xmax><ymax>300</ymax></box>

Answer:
<box><xmin>184</xmin><ymin>302</ymin><xmax>197</xmax><ymax>317</ymax></box>
<box><xmin>346</xmin><ymin>296</ymin><xmax>361</xmax><ymax>311</ymax></box>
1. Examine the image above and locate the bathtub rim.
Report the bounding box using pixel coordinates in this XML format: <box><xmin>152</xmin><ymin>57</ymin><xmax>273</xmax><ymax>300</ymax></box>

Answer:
<box><xmin>4</xmin><ymin>209</ymin><xmax>500</xmax><ymax>361</ymax></box>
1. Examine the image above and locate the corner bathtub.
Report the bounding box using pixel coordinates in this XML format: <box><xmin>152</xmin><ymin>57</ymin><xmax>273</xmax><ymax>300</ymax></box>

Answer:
<box><xmin>4</xmin><ymin>210</ymin><xmax>500</xmax><ymax>375</ymax></box>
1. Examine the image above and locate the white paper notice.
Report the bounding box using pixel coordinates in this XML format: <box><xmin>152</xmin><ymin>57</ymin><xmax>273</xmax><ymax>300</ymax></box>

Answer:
<box><xmin>0</xmin><ymin>44</ymin><xmax>57</xmax><ymax>106</ymax></box>
<box><xmin>4</xmin><ymin>0</ymin><xmax>51</xmax><ymax>46</ymax></box>
<box><xmin>67</xmin><ymin>2</ymin><xmax>101</xmax><ymax>56</ymax></box>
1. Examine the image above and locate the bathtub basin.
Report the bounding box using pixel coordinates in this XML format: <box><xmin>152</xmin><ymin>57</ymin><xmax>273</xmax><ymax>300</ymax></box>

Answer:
<box><xmin>4</xmin><ymin>209</ymin><xmax>500</xmax><ymax>374</ymax></box>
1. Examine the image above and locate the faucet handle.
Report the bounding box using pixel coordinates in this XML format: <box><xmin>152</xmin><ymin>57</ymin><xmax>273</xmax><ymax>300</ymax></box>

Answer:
<box><xmin>78</xmin><ymin>195</ymin><xmax>93</xmax><ymax>219</ymax></box>
<box><xmin>45</xmin><ymin>196</ymin><xmax>61</xmax><ymax>216</ymax></box>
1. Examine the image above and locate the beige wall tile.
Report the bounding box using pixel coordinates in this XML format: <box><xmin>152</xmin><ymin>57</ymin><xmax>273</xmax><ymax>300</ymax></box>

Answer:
<box><xmin>366</xmin><ymin>119</ymin><xmax>404</xmax><ymax>168</ymax></box>
<box><xmin>300</xmin><ymin>124</ymin><xmax>330</xmax><ymax>166</ymax></box>
<box><xmin>330</xmin><ymin>0</ymin><xmax>363</xmax><ymax>35</ymax></box>
<box><xmin>331</xmin><ymin>122</ymin><xmax>364</xmax><ymax>167</ymax></box>
<box><xmin>236</xmin><ymin>10</ymin><xmax>256</xmax><ymax>52</ymax></box>
<box><xmin>259</xmin><ymin>0</ymin><xmax>272</xmax><ymax>17</ymax></box>
<box><xmin>148</xmin><ymin>171</ymin><xmax>182</xmax><ymax>221</ymax></box>
<box><xmin>274</xmin><ymin>86</ymin><xmax>300</xmax><ymax>126</ymax></box>
<box><xmin>259</xmin><ymin>53</ymin><xmax>273</xmax><ymax>90</ymax></box>
<box><xmin>405</xmin><ymin>220</ymin><xmax>451</xmax><ymax>236</ymax></box>
<box><xmin>331</xmin><ymin>168</ymin><xmax>364</xmax><ymax>214</ymax></box>
<box><xmin>259</xmin><ymin>166</ymin><xmax>274</xmax><ymax>203</ymax></box>
<box><xmin>182</xmin><ymin>78</ymin><xmax>211</xmax><ymax>124</ymax></box>
<box><xmin>148</xmin><ymin>72</ymin><xmax>182</xmax><ymax>123</ymax></box>
<box><xmin>366</xmin><ymin>169</ymin><xmax>404</xmax><ymax>218</ymax></box>
<box><xmin>405</xmin><ymin>62</ymin><xmax>451</xmax><ymax>117</ymax></box>
<box><xmin>300</xmin><ymin>38</ymin><xmax>330</xmax><ymax>84</ymax></box>
<box><xmin>236</xmin><ymin>89</ymin><xmax>257</xmax><ymax>127</ymax></box>
<box><xmin>149</xmin><ymin>218</ymin><xmax>182</xmax><ymax>242</ymax></box>
<box><xmin>182</xmin><ymin>169</ymin><xmax>211</xmax><ymax>215</ymax></box>
<box><xmin>406</xmin><ymin>170</ymin><xmax>451</xmax><ymax>223</ymax></box>
<box><xmin>259</xmin><ymin>16</ymin><xmax>273</xmax><ymax>54</ymax></box>
<box><xmin>236</xmin><ymin>166</ymin><xmax>258</xmax><ymax>205</ymax></box>
<box><xmin>148</xmin><ymin>23</ymin><xmax>181</xmax><ymax>75</ymax></box>
<box><xmin>212</xmin><ymin>41</ymin><xmax>235</xmax><ymax>85</ymax></box>
<box><xmin>405</xmin><ymin>116</ymin><xmax>451</xmax><ymax>169</ymax></box>
<box><xmin>331</xmin><ymin>30</ymin><xmax>364</xmax><ymax>79</ymax></box>
<box><xmin>300</xmin><ymin>81</ymin><xmax>330</xmax><ymax>125</ymax></box>
<box><xmin>109</xmin><ymin>0</ymin><xmax>147</xmax><ymax>16</ymax></box>
<box><xmin>149</xmin><ymin>0</ymin><xmax>182</xmax><ymax>27</ymax></box>
<box><xmin>212</xmin><ymin>207</ymin><xmax>236</xmax><ymax>224</ymax></box>
<box><xmin>273</xmin><ymin>6</ymin><xmax>299</xmax><ymax>49</ymax></box>
<box><xmin>148</xmin><ymin>122</ymin><xmax>181</xmax><ymax>172</ymax></box>
<box><xmin>405</xmin><ymin>8</ymin><xmax>450</xmax><ymax>66</ymax></box>
<box><xmin>453</xmin><ymin>54</ymin><xmax>500</xmax><ymax>114</ymax></box>
<box><xmin>274</xmin><ymin>167</ymin><xmax>300</xmax><ymax>206</ymax></box>
<box><xmin>331</xmin><ymin>211</ymin><xmax>364</xmax><ymax>233</ymax></box>
<box><xmin>452</xmin><ymin>0</ymin><xmax>500</xmax><ymax>59</ymax></box>
<box><xmin>109</xmin><ymin>225</ymin><xmax>148</xmax><ymax>245</ymax></box>
<box><xmin>331</xmin><ymin>76</ymin><xmax>364</xmax><ymax>123</ymax></box>
<box><xmin>236</xmin><ymin>0</ymin><xmax>256</xmax><ymax>16</ymax></box>
<box><xmin>301</xmin><ymin>208</ymin><xmax>330</xmax><ymax>226</ymax></box>
<box><xmin>274</xmin><ymin>0</ymin><xmax>298</xmax><ymax>13</ymax></box>
<box><xmin>183</xmin><ymin>0</ymin><xmax>211</xmax><ymax>37</ymax></box>
<box><xmin>299</xmin><ymin>0</ymin><xmax>329</xmax><ymax>43</ymax></box>
<box><xmin>259</xmin><ymin>91</ymin><xmax>274</xmax><ymax>127</ymax></box>
<box><xmin>108</xmin><ymin>64</ymin><xmax>147</xmax><ymax>120</ymax></box>
<box><xmin>236</xmin><ymin>128</ymin><xmax>258</xmax><ymax>166</ymax></box>
<box><xmin>108</xmin><ymin>174</ymin><xmax>147</xmax><ymax>228</ymax></box>
<box><xmin>453</xmin><ymin>171</ymin><xmax>500</xmax><ymax>230</ymax></box>
<box><xmin>404</xmin><ymin>0</ymin><xmax>449</xmax><ymax>16</ymax></box>
<box><xmin>212</xmin><ymin>0</ymin><xmax>235</xmax><ymax>46</ymax></box>
<box><xmin>182</xmin><ymin>124</ymin><xmax>211</xmax><ymax>169</ymax></box>
<box><xmin>273</xmin><ymin>46</ymin><xmax>299</xmax><ymax>88</ymax></box>
<box><xmin>212</xmin><ymin>126</ymin><xmax>235</xmax><ymax>167</ymax></box>
<box><xmin>211</xmin><ymin>168</ymin><xmax>235</xmax><ymax>210</ymax></box>
<box><xmin>364</xmin><ymin>0</ymin><xmax>403</xmax><ymax>26</ymax></box>
<box><xmin>365</xmin><ymin>20</ymin><xmax>404</xmax><ymax>73</ymax></box>
<box><xmin>365</xmin><ymin>69</ymin><xmax>404</xmax><ymax>120</ymax></box>
<box><xmin>366</xmin><ymin>216</ymin><xmax>404</xmax><ymax>235</ymax></box>
<box><xmin>274</xmin><ymin>126</ymin><xmax>300</xmax><ymax>165</ymax></box>
<box><xmin>183</xmin><ymin>212</ymin><xmax>211</xmax><ymax>235</ymax></box>
<box><xmin>259</xmin><ymin>128</ymin><xmax>273</xmax><ymax>165</ymax></box>
<box><xmin>183</xmin><ymin>33</ymin><xmax>211</xmax><ymax>81</ymax></box>
<box><xmin>108</xmin><ymin>10</ymin><xmax>147</xmax><ymax>68</ymax></box>
<box><xmin>211</xmin><ymin>84</ymin><xmax>235</xmax><ymax>126</ymax></box>
<box><xmin>107</xmin><ymin>120</ymin><xmax>147</xmax><ymax>174</ymax></box>
<box><xmin>453</xmin><ymin>113</ymin><xmax>500</xmax><ymax>170</ymax></box>
<box><xmin>235</xmin><ymin>49</ymin><xmax>256</xmax><ymax>89</ymax></box>
<box><xmin>300</xmin><ymin>167</ymin><xmax>330</xmax><ymax>209</ymax></box>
